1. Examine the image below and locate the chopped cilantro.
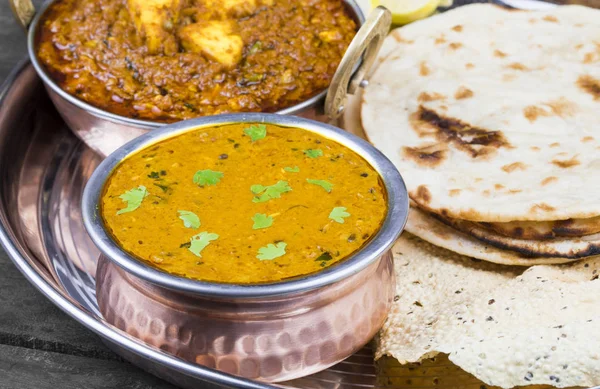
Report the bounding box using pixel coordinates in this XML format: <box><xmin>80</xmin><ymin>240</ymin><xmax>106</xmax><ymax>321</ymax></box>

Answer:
<box><xmin>329</xmin><ymin>207</ymin><xmax>350</xmax><ymax>224</ymax></box>
<box><xmin>252</xmin><ymin>213</ymin><xmax>273</xmax><ymax>229</ymax></box>
<box><xmin>188</xmin><ymin>232</ymin><xmax>219</xmax><ymax>257</ymax></box>
<box><xmin>249</xmin><ymin>40</ymin><xmax>263</xmax><ymax>55</ymax></box>
<box><xmin>193</xmin><ymin>169</ymin><xmax>223</xmax><ymax>187</ymax></box>
<box><xmin>148</xmin><ymin>171</ymin><xmax>160</xmax><ymax>179</ymax></box>
<box><xmin>304</xmin><ymin>149</ymin><xmax>323</xmax><ymax>158</ymax></box>
<box><xmin>316</xmin><ymin>252</ymin><xmax>333</xmax><ymax>262</ymax></box>
<box><xmin>184</xmin><ymin>102</ymin><xmax>197</xmax><ymax>112</ymax></box>
<box><xmin>180</xmin><ymin>242</ymin><xmax>191</xmax><ymax>249</ymax></box>
<box><xmin>284</xmin><ymin>166</ymin><xmax>300</xmax><ymax>173</ymax></box>
<box><xmin>178</xmin><ymin>210</ymin><xmax>200</xmax><ymax>229</ymax></box>
<box><xmin>257</xmin><ymin>242</ymin><xmax>287</xmax><ymax>260</ymax></box>
<box><xmin>251</xmin><ymin>181</ymin><xmax>292</xmax><ymax>203</ymax></box>
<box><xmin>116</xmin><ymin>186</ymin><xmax>148</xmax><ymax>215</ymax></box>
<box><xmin>153</xmin><ymin>183</ymin><xmax>170</xmax><ymax>193</ymax></box>
<box><xmin>306</xmin><ymin>179</ymin><xmax>333</xmax><ymax>193</ymax></box>
<box><xmin>244</xmin><ymin>124</ymin><xmax>267</xmax><ymax>142</ymax></box>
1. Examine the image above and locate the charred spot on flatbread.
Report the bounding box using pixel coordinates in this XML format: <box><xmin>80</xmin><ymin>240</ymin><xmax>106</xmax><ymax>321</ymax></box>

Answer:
<box><xmin>452</xmin><ymin>25</ymin><xmax>463</xmax><ymax>32</ymax></box>
<box><xmin>552</xmin><ymin>155</ymin><xmax>581</xmax><ymax>168</ymax></box>
<box><xmin>454</xmin><ymin>86</ymin><xmax>474</xmax><ymax>100</ymax></box>
<box><xmin>413</xmin><ymin>185</ymin><xmax>432</xmax><ymax>205</ymax></box>
<box><xmin>434</xmin><ymin>34</ymin><xmax>446</xmax><ymax>45</ymax></box>
<box><xmin>418</xmin><ymin>92</ymin><xmax>445</xmax><ymax>102</ymax></box>
<box><xmin>542</xmin><ymin>15</ymin><xmax>559</xmax><ymax>23</ymax></box>
<box><xmin>419</xmin><ymin>62</ymin><xmax>431</xmax><ymax>76</ymax></box>
<box><xmin>551</xmin><ymin>219</ymin><xmax>600</xmax><ymax>237</ymax></box>
<box><xmin>402</xmin><ymin>144</ymin><xmax>449</xmax><ymax>167</ymax></box>
<box><xmin>577</xmin><ymin>75</ymin><xmax>600</xmax><ymax>100</ymax></box>
<box><xmin>541</xmin><ymin>176</ymin><xmax>558</xmax><ymax>186</ymax></box>
<box><xmin>584</xmin><ymin>53</ymin><xmax>596</xmax><ymax>64</ymax></box>
<box><xmin>411</xmin><ymin>106</ymin><xmax>512</xmax><ymax>159</ymax></box>
<box><xmin>522</xmin><ymin>98</ymin><xmax>576</xmax><ymax>123</ymax></box>
<box><xmin>501</xmin><ymin>162</ymin><xmax>528</xmax><ymax>173</ymax></box>
<box><xmin>507</xmin><ymin>62</ymin><xmax>529</xmax><ymax>71</ymax></box>
<box><xmin>531</xmin><ymin>203</ymin><xmax>556</xmax><ymax>213</ymax></box>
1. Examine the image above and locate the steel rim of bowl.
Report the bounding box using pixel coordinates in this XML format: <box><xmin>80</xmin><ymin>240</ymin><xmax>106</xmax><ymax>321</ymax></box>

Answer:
<box><xmin>82</xmin><ymin>113</ymin><xmax>409</xmax><ymax>298</ymax></box>
<box><xmin>26</xmin><ymin>0</ymin><xmax>366</xmax><ymax>127</ymax></box>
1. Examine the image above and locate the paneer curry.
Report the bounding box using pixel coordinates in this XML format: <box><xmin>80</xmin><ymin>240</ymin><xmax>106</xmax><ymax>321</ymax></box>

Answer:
<box><xmin>100</xmin><ymin>123</ymin><xmax>387</xmax><ymax>283</ymax></box>
<box><xmin>36</xmin><ymin>0</ymin><xmax>357</xmax><ymax>122</ymax></box>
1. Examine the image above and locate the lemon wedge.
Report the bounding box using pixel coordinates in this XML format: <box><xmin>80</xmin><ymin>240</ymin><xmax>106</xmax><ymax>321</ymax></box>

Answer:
<box><xmin>371</xmin><ymin>0</ymin><xmax>441</xmax><ymax>25</ymax></box>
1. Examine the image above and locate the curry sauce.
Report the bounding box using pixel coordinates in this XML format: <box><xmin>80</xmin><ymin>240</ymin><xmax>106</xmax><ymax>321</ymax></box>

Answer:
<box><xmin>101</xmin><ymin>123</ymin><xmax>387</xmax><ymax>283</ymax></box>
<box><xmin>36</xmin><ymin>0</ymin><xmax>357</xmax><ymax>122</ymax></box>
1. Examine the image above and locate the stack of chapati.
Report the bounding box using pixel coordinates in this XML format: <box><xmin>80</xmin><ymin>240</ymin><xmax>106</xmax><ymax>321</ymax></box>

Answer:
<box><xmin>351</xmin><ymin>3</ymin><xmax>600</xmax><ymax>388</ymax></box>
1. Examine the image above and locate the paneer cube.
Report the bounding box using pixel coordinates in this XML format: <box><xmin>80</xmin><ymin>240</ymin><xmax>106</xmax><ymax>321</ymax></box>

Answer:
<box><xmin>203</xmin><ymin>0</ymin><xmax>257</xmax><ymax>18</ymax></box>
<box><xmin>318</xmin><ymin>30</ymin><xmax>343</xmax><ymax>43</ymax></box>
<box><xmin>179</xmin><ymin>21</ymin><xmax>243</xmax><ymax>68</ymax></box>
<box><xmin>128</xmin><ymin>0</ymin><xmax>182</xmax><ymax>54</ymax></box>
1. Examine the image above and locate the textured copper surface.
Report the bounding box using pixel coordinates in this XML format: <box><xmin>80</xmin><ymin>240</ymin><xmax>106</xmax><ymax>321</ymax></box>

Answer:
<box><xmin>97</xmin><ymin>253</ymin><xmax>394</xmax><ymax>382</ymax></box>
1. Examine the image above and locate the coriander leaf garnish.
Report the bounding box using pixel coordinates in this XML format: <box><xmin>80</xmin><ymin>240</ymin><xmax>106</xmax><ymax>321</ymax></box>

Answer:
<box><xmin>178</xmin><ymin>210</ymin><xmax>200</xmax><ymax>229</ymax></box>
<box><xmin>251</xmin><ymin>181</ymin><xmax>292</xmax><ymax>203</ymax></box>
<box><xmin>284</xmin><ymin>166</ymin><xmax>300</xmax><ymax>173</ymax></box>
<box><xmin>250</xmin><ymin>184</ymin><xmax>265</xmax><ymax>194</ymax></box>
<box><xmin>193</xmin><ymin>169</ymin><xmax>223</xmax><ymax>187</ymax></box>
<box><xmin>116</xmin><ymin>186</ymin><xmax>148</xmax><ymax>215</ymax></box>
<box><xmin>153</xmin><ymin>183</ymin><xmax>170</xmax><ymax>193</ymax></box>
<box><xmin>244</xmin><ymin>124</ymin><xmax>267</xmax><ymax>142</ymax></box>
<box><xmin>304</xmin><ymin>149</ymin><xmax>323</xmax><ymax>158</ymax></box>
<box><xmin>257</xmin><ymin>242</ymin><xmax>287</xmax><ymax>260</ymax></box>
<box><xmin>316</xmin><ymin>252</ymin><xmax>333</xmax><ymax>262</ymax></box>
<box><xmin>249</xmin><ymin>40</ymin><xmax>262</xmax><ymax>55</ymax></box>
<box><xmin>329</xmin><ymin>207</ymin><xmax>350</xmax><ymax>224</ymax></box>
<box><xmin>252</xmin><ymin>213</ymin><xmax>273</xmax><ymax>229</ymax></box>
<box><xmin>306</xmin><ymin>179</ymin><xmax>333</xmax><ymax>193</ymax></box>
<box><xmin>188</xmin><ymin>232</ymin><xmax>219</xmax><ymax>257</ymax></box>
<box><xmin>148</xmin><ymin>171</ymin><xmax>160</xmax><ymax>179</ymax></box>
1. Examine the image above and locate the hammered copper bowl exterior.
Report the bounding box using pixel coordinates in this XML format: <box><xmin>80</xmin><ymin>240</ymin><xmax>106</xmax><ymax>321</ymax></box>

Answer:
<box><xmin>83</xmin><ymin>113</ymin><xmax>409</xmax><ymax>383</ymax></box>
<box><xmin>96</xmin><ymin>252</ymin><xmax>394</xmax><ymax>382</ymax></box>
<box><xmin>25</xmin><ymin>0</ymin><xmax>365</xmax><ymax>157</ymax></box>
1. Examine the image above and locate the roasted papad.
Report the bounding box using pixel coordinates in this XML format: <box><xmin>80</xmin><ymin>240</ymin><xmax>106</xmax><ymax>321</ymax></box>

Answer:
<box><xmin>377</xmin><ymin>233</ymin><xmax>600</xmax><ymax>388</ymax></box>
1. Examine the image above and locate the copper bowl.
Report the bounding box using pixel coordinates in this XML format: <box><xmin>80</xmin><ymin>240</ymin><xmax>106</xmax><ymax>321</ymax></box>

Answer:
<box><xmin>82</xmin><ymin>113</ymin><xmax>408</xmax><ymax>382</ymax></box>
<box><xmin>10</xmin><ymin>0</ymin><xmax>377</xmax><ymax>157</ymax></box>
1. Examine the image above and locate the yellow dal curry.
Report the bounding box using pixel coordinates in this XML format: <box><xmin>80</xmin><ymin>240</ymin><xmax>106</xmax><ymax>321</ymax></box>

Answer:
<box><xmin>101</xmin><ymin>123</ymin><xmax>387</xmax><ymax>283</ymax></box>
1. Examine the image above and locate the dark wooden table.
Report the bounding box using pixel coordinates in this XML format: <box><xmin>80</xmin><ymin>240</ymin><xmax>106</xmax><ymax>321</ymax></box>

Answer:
<box><xmin>0</xmin><ymin>2</ymin><xmax>178</xmax><ymax>388</ymax></box>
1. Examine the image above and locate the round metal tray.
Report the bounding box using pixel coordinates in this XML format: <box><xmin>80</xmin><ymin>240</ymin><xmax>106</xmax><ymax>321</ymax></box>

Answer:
<box><xmin>0</xmin><ymin>59</ymin><xmax>508</xmax><ymax>389</ymax></box>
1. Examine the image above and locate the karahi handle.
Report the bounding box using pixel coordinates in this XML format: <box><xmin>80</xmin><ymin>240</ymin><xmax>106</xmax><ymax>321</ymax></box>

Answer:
<box><xmin>9</xmin><ymin>0</ymin><xmax>36</xmax><ymax>31</ymax></box>
<box><xmin>324</xmin><ymin>6</ymin><xmax>392</xmax><ymax>120</ymax></box>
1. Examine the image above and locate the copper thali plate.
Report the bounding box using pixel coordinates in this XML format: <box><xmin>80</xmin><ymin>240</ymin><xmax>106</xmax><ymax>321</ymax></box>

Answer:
<box><xmin>1</xmin><ymin>1</ymin><xmax>593</xmax><ymax>388</ymax></box>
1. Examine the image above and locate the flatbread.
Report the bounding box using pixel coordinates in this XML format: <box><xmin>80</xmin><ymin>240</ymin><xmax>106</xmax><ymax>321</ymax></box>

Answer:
<box><xmin>377</xmin><ymin>233</ymin><xmax>600</xmax><ymax>388</ymax></box>
<box><xmin>478</xmin><ymin>216</ymin><xmax>600</xmax><ymax>240</ymax></box>
<box><xmin>361</xmin><ymin>4</ymin><xmax>600</xmax><ymax>222</ymax></box>
<box><xmin>406</xmin><ymin>206</ymin><xmax>581</xmax><ymax>265</ymax></box>
<box><xmin>435</xmin><ymin>211</ymin><xmax>600</xmax><ymax>259</ymax></box>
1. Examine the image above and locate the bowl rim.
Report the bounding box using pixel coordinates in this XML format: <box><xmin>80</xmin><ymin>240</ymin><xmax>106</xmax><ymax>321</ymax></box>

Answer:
<box><xmin>82</xmin><ymin>113</ymin><xmax>408</xmax><ymax>298</ymax></box>
<box><xmin>27</xmin><ymin>0</ymin><xmax>366</xmax><ymax>127</ymax></box>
